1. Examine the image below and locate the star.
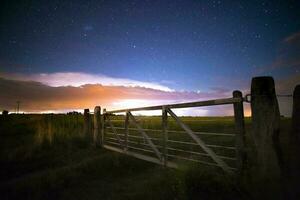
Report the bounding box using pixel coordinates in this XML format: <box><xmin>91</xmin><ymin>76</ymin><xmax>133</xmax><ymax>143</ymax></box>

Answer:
<box><xmin>83</xmin><ymin>25</ymin><xmax>93</xmax><ymax>31</ymax></box>
<box><xmin>82</xmin><ymin>33</ymin><xmax>88</xmax><ymax>38</ymax></box>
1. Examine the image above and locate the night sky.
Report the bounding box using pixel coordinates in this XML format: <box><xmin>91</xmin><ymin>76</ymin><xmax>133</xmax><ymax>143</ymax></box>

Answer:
<box><xmin>0</xmin><ymin>0</ymin><xmax>299</xmax><ymax>115</ymax></box>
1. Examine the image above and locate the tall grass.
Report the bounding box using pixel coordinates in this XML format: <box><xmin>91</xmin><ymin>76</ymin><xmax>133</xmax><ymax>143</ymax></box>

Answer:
<box><xmin>0</xmin><ymin>114</ymin><xmax>291</xmax><ymax>199</ymax></box>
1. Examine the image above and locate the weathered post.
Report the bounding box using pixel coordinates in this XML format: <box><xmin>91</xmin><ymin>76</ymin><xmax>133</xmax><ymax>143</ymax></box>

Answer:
<box><xmin>250</xmin><ymin>76</ymin><xmax>282</xmax><ymax>198</ymax></box>
<box><xmin>232</xmin><ymin>90</ymin><xmax>246</xmax><ymax>176</ymax></box>
<box><xmin>286</xmin><ymin>84</ymin><xmax>300</xmax><ymax>198</ymax></box>
<box><xmin>84</xmin><ymin>109</ymin><xmax>91</xmax><ymax>137</ymax></box>
<box><xmin>93</xmin><ymin>106</ymin><xmax>101</xmax><ymax>146</ymax></box>
<box><xmin>162</xmin><ymin>106</ymin><xmax>168</xmax><ymax>167</ymax></box>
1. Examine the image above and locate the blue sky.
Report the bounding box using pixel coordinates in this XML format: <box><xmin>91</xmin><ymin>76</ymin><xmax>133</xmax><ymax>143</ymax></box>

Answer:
<box><xmin>0</xmin><ymin>0</ymin><xmax>299</xmax><ymax>115</ymax></box>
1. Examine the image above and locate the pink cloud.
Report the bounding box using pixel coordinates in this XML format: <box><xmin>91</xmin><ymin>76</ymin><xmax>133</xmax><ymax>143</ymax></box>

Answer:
<box><xmin>0</xmin><ymin>77</ymin><xmax>238</xmax><ymax>116</ymax></box>
<box><xmin>0</xmin><ymin>72</ymin><xmax>173</xmax><ymax>92</ymax></box>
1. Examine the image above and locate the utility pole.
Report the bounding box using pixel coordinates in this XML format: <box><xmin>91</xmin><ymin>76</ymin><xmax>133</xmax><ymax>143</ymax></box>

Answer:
<box><xmin>16</xmin><ymin>101</ymin><xmax>20</xmax><ymax>114</ymax></box>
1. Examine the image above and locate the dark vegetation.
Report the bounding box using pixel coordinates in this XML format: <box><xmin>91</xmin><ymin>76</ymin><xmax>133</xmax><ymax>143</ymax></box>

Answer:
<box><xmin>0</xmin><ymin>114</ymin><xmax>292</xmax><ymax>199</ymax></box>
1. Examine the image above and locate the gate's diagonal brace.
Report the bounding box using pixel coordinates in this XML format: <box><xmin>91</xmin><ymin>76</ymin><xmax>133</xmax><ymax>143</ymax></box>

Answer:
<box><xmin>107</xmin><ymin>117</ymin><xmax>125</xmax><ymax>149</ymax></box>
<box><xmin>166</xmin><ymin>108</ymin><xmax>233</xmax><ymax>175</ymax></box>
<box><xmin>127</xmin><ymin>112</ymin><xmax>162</xmax><ymax>160</ymax></box>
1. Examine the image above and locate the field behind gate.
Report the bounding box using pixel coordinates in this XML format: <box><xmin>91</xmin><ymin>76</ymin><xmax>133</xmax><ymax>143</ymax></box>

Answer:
<box><xmin>0</xmin><ymin>114</ymin><xmax>292</xmax><ymax>199</ymax></box>
<box><xmin>104</xmin><ymin>115</ymin><xmax>250</xmax><ymax>171</ymax></box>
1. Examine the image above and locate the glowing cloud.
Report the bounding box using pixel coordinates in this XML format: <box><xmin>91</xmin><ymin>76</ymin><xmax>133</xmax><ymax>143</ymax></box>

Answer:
<box><xmin>0</xmin><ymin>72</ymin><xmax>173</xmax><ymax>92</ymax></box>
<box><xmin>0</xmin><ymin>76</ymin><xmax>239</xmax><ymax>116</ymax></box>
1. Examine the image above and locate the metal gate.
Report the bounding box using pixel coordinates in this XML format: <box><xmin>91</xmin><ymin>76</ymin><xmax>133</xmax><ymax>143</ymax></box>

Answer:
<box><xmin>100</xmin><ymin>91</ymin><xmax>245</xmax><ymax>175</ymax></box>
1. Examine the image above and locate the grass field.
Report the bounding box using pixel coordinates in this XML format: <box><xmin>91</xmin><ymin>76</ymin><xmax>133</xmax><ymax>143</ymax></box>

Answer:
<box><xmin>0</xmin><ymin>114</ymin><xmax>292</xmax><ymax>199</ymax></box>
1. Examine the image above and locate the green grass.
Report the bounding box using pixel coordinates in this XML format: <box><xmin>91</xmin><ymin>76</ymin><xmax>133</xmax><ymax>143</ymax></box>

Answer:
<box><xmin>0</xmin><ymin>114</ymin><xmax>292</xmax><ymax>199</ymax></box>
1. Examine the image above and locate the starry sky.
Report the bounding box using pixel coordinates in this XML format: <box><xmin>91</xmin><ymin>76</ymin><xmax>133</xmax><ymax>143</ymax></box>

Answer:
<box><xmin>0</xmin><ymin>0</ymin><xmax>300</xmax><ymax>115</ymax></box>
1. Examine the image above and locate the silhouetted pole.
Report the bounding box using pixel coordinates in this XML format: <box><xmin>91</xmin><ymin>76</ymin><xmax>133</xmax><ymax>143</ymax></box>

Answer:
<box><xmin>162</xmin><ymin>106</ymin><xmax>168</xmax><ymax>167</ymax></box>
<box><xmin>284</xmin><ymin>84</ymin><xmax>300</xmax><ymax>199</ymax></box>
<box><xmin>233</xmin><ymin>90</ymin><xmax>246</xmax><ymax>176</ymax></box>
<box><xmin>16</xmin><ymin>101</ymin><xmax>20</xmax><ymax>114</ymax></box>
<box><xmin>84</xmin><ymin>109</ymin><xmax>91</xmax><ymax>137</ymax></box>
<box><xmin>250</xmin><ymin>76</ymin><xmax>282</xmax><ymax>198</ymax></box>
<box><xmin>93</xmin><ymin>106</ymin><xmax>101</xmax><ymax>146</ymax></box>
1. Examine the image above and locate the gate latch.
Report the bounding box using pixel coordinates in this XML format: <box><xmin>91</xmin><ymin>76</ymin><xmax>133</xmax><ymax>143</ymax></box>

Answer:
<box><xmin>243</xmin><ymin>94</ymin><xmax>251</xmax><ymax>103</ymax></box>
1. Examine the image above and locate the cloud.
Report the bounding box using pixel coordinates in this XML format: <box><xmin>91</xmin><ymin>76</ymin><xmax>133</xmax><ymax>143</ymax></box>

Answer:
<box><xmin>284</xmin><ymin>31</ymin><xmax>300</xmax><ymax>44</ymax></box>
<box><xmin>274</xmin><ymin>74</ymin><xmax>300</xmax><ymax>117</ymax></box>
<box><xmin>1</xmin><ymin>72</ymin><xmax>296</xmax><ymax>116</ymax></box>
<box><xmin>0</xmin><ymin>72</ymin><xmax>173</xmax><ymax>92</ymax></box>
<box><xmin>260</xmin><ymin>31</ymin><xmax>300</xmax><ymax>72</ymax></box>
<box><xmin>0</xmin><ymin>77</ymin><xmax>237</xmax><ymax>115</ymax></box>
<box><xmin>252</xmin><ymin>31</ymin><xmax>300</xmax><ymax>116</ymax></box>
<box><xmin>0</xmin><ymin>70</ymin><xmax>296</xmax><ymax>116</ymax></box>
<box><xmin>276</xmin><ymin>74</ymin><xmax>300</xmax><ymax>94</ymax></box>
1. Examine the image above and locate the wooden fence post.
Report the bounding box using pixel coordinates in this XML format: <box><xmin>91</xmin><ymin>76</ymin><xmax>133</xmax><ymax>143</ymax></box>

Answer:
<box><xmin>250</xmin><ymin>76</ymin><xmax>282</xmax><ymax>198</ymax></box>
<box><xmin>285</xmin><ymin>84</ymin><xmax>300</xmax><ymax>198</ymax></box>
<box><xmin>84</xmin><ymin>109</ymin><xmax>91</xmax><ymax>137</ymax></box>
<box><xmin>162</xmin><ymin>106</ymin><xmax>168</xmax><ymax>166</ymax></box>
<box><xmin>93</xmin><ymin>106</ymin><xmax>101</xmax><ymax>146</ymax></box>
<box><xmin>232</xmin><ymin>90</ymin><xmax>246</xmax><ymax>176</ymax></box>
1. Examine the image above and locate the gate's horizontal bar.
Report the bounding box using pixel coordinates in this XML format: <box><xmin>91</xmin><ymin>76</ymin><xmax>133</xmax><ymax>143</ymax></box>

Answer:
<box><xmin>106</xmin><ymin>131</ymin><xmax>161</xmax><ymax>141</ymax></box>
<box><xmin>106</xmin><ymin>138</ymin><xmax>157</xmax><ymax>154</ymax></box>
<box><xmin>127</xmin><ymin>145</ymin><xmax>157</xmax><ymax>154</ymax></box>
<box><xmin>106</xmin><ymin>131</ymin><xmax>235</xmax><ymax>150</ymax></box>
<box><xmin>105</xmin><ymin>97</ymin><xmax>242</xmax><ymax>113</ymax></box>
<box><xmin>167</xmin><ymin>154</ymin><xmax>237</xmax><ymax>171</ymax></box>
<box><xmin>112</xmin><ymin>127</ymin><xmax>235</xmax><ymax>137</ymax></box>
<box><xmin>127</xmin><ymin>139</ymin><xmax>236</xmax><ymax>161</ymax></box>
<box><xmin>106</xmin><ymin>136</ymin><xmax>236</xmax><ymax>161</ymax></box>
<box><xmin>105</xmin><ymin>140</ymin><xmax>123</xmax><ymax>147</ymax></box>
<box><xmin>105</xmin><ymin>141</ymin><xmax>236</xmax><ymax>171</ymax></box>
<box><xmin>136</xmin><ymin>141</ymin><xmax>236</xmax><ymax>161</ymax></box>
<box><xmin>167</xmin><ymin>153</ymin><xmax>217</xmax><ymax>166</ymax></box>
<box><xmin>128</xmin><ymin>139</ymin><xmax>160</xmax><ymax>147</ymax></box>
<box><xmin>166</xmin><ymin>146</ymin><xmax>236</xmax><ymax>161</ymax></box>
<box><xmin>105</xmin><ymin>136</ymin><xmax>119</xmax><ymax>140</ymax></box>
<box><xmin>167</xmin><ymin>139</ymin><xmax>236</xmax><ymax>150</ymax></box>
<box><xmin>103</xmin><ymin>145</ymin><xmax>178</xmax><ymax>168</ymax></box>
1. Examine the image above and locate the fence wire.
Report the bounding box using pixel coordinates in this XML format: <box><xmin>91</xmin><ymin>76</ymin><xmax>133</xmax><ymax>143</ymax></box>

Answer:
<box><xmin>243</xmin><ymin>93</ymin><xmax>294</xmax><ymax>103</ymax></box>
